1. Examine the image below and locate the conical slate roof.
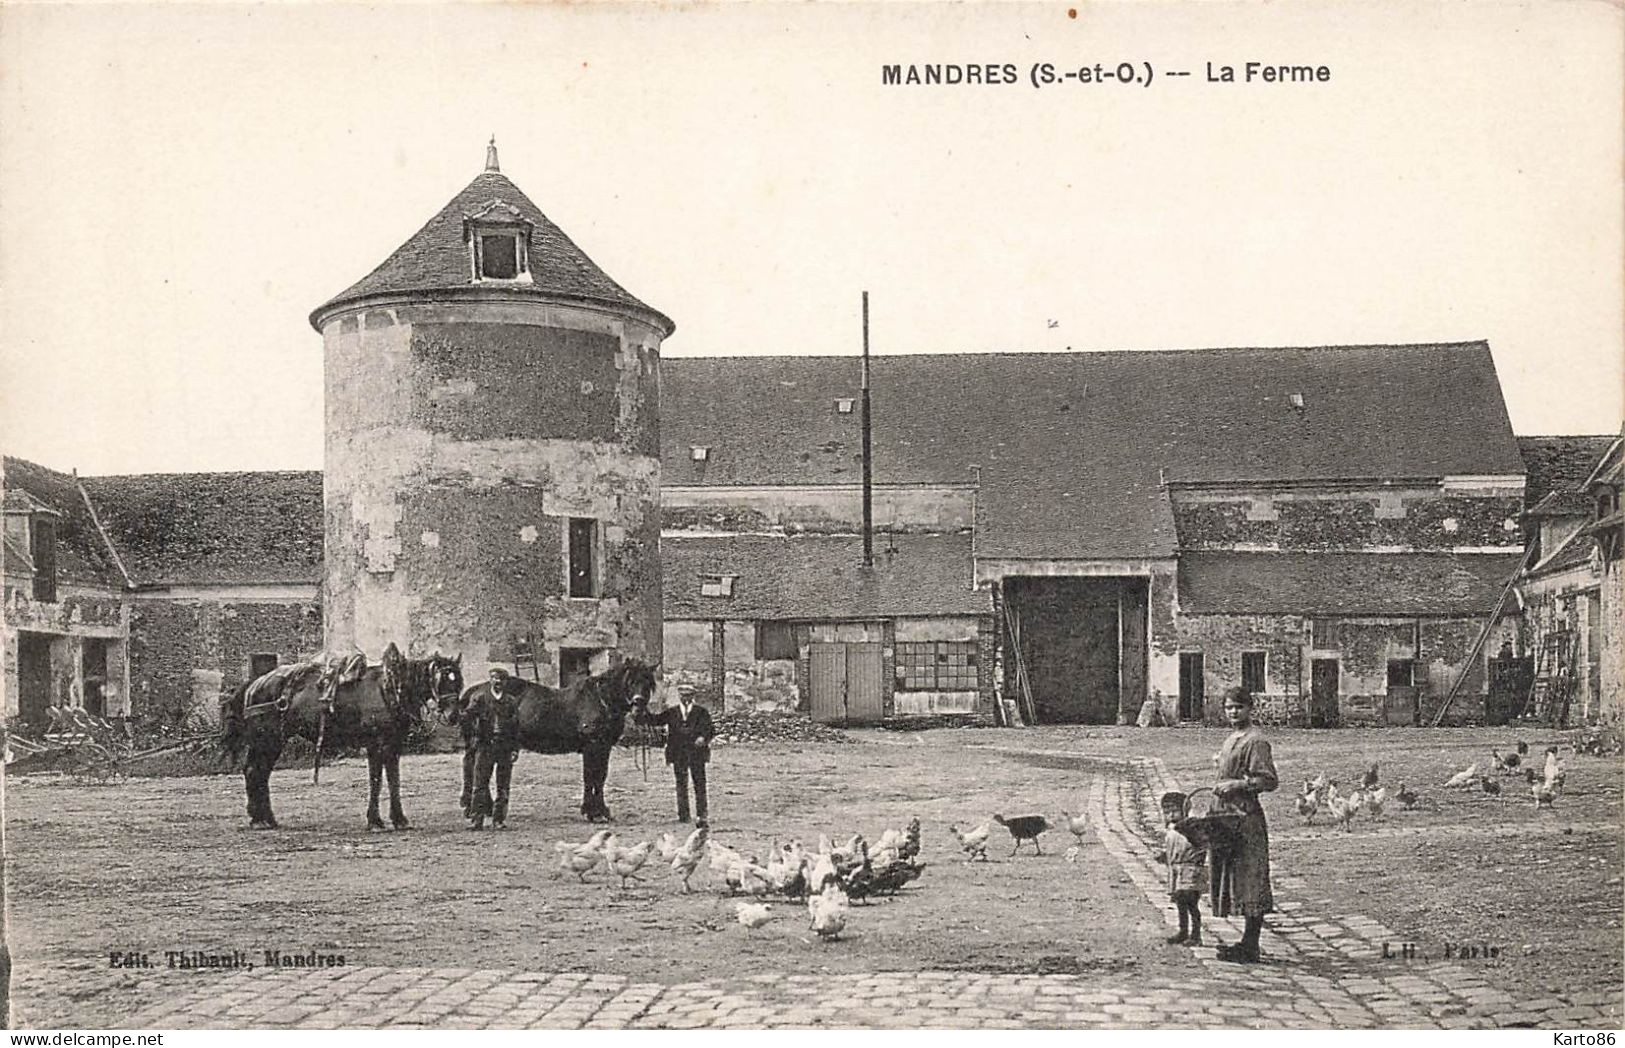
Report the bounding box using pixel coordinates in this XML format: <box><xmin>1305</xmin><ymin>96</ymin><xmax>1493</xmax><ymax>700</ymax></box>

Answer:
<box><xmin>310</xmin><ymin>167</ymin><xmax>672</xmax><ymax>334</ymax></box>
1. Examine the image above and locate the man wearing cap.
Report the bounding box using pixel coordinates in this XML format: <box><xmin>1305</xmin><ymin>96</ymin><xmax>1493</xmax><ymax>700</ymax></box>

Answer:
<box><xmin>637</xmin><ymin>682</ymin><xmax>714</xmax><ymax>825</ymax></box>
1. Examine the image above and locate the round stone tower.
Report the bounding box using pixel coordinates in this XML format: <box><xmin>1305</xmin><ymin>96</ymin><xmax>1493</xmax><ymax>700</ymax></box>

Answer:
<box><xmin>310</xmin><ymin>141</ymin><xmax>670</xmax><ymax>683</ymax></box>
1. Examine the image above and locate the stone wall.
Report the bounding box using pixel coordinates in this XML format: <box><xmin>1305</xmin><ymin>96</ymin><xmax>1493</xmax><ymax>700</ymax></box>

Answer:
<box><xmin>1171</xmin><ymin>486</ymin><xmax>1524</xmax><ymax>551</ymax></box>
<box><xmin>127</xmin><ymin>596</ymin><xmax>322</xmax><ymax>724</ymax></box>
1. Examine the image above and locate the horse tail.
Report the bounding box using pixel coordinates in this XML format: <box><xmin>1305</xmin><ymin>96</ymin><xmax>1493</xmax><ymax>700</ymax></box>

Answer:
<box><xmin>218</xmin><ymin>683</ymin><xmax>249</xmax><ymax>769</ymax></box>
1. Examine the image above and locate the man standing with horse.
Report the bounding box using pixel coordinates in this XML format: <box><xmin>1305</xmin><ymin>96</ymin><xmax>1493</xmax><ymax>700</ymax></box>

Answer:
<box><xmin>638</xmin><ymin>682</ymin><xmax>713</xmax><ymax>826</ymax></box>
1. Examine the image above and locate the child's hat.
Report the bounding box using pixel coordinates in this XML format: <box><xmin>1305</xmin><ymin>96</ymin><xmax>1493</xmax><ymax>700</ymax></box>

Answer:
<box><xmin>1159</xmin><ymin>790</ymin><xmax>1188</xmax><ymax>811</ymax></box>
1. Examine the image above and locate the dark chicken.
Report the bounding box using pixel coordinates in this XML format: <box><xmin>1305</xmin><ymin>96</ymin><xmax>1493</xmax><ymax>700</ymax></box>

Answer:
<box><xmin>993</xmin><ymin>813</ymin><xmax>1051</xmax><ymax>855</ymax></box>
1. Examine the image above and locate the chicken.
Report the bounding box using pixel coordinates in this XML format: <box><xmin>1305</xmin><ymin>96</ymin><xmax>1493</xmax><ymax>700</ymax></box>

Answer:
<box><xmin>1325</xmin><ymin>785</ymin><xmax>1363</xmax><ymax>832</ymax></box>
<box><xmin>1307</xmin><ymin>772</ymin><xmax>1330</xmax><ymax>795</ymax></box>
<box><xmin>707</xmin><ymin>839</ymin><xmax>745</xmax><ymax>878</ymax></box>
<box><xmin>1364</xmin><ymin>785</ymin><xmax>1389</xmax><ymax>819</ymax></box>
<box><xmin>872</xmin><ymin>828</ymin><xmax>908</xmax><ymax>865</ymax></box>
<box><xmin>1533</xmin><ymin>748</ymin><xmax>1565</xmax><ymax>809</ymax></box>
<box><xmin>1524</xmin><ymin>767</ymin><xmax>1539</xmax><ymax>785</ymax></box>
<box><xmin>1516</xmin><ymin>740</ymin><xmax>1529</xmax><ymax>757</ymax></box>
<box><xmin>1060</xmin><ymin>809</ymin><xmax>1090</xmax><ymax>844</ymax></box>
<box><xmin>735</xmin><ymin>902</ymin><xmax>773</xmax><ymax>936</ymax></box>
<box><xmin>670</xmin><ymin>826</ymin><xmax>708</xmax><ymax>892</ymax></box>
<box><xmin>1394</xmin><ymin>782</ymin><xmax>1420</xmax><ymax>810</ymax></box>
<box><xmin>1543</xmin><ymin>748</ymin><xmax>1565</xmax><ymax>791</ymax></box>
<box><xmin>1478</xmin><ymin>776</ymin><xmax>1501</xmax><ymax>796</ymax></box>
<box><xmin>1361</xmin><ymin>763</ymin><xmax>1380</xmax><ymax>790</ymax></box>
<box><xmin>554</xmin><ymin>838</ymin><xmax>606</xmax><ymax>881</ymax></box>
<box><xmin>607</xmin><ymin>839</ymin><xmax>654</xmax><ymax>888</ymax></box>
<box><xmin>766</xmin><ymin>843</ymin><xmax>808</xmax><ymax>899</ymax></box>
<box><xmin>807</xmin><ymin>883</ymin><xmax>850</xmax><ymax>941</ymax></box>
<box><xmin>807</xmin><ymin>847</ymin><xmax>840</xmax><ymax>892</ymax></box>
<box><xmin>993</xmin><ymin>813</ymin><xmax>1051</xmax><ymax>856</ymax></box>
<box><xmin>1443</xmin><ymin>763</ymin><xmax>1480</xmax><ymax>789</ymax></box>
<box><xmin>898</xmin><ymin>817</ymin><xmax>923</xmax><ymax>862</ymax></box>
<box><xmin>1490</xmin><ymin>748</ymin><xmax>1523</xmax><ymax>775</ymax></box>
<box><xmin>653</xmin><ymin>832</ymin><xmax>680</xmax><ymax>863</ymax></box>
<box><xmin>949</xmin><ymin>821</ymin><xmax>992</xmax><ymax>862</ymax></box>
<box><xmin>1294</xmin><ymin>781</ymin><xmax>1323</xmax><ymax>824</ymax></box>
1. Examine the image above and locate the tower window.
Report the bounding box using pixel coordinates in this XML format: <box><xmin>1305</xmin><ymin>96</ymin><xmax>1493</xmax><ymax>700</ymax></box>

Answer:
<box><xmin>568</xmin><ymin>517</ymin><xmax>598</xmax><ymax>598</ymax></box>
<box><xmin>29</xmin><ymin>517</ymin><xmax>57</xmax><ymax>603</ymax></box>
<box><xmin>479</xmin><ymin>234</ymin><xmax>520</xmax><ymax>279</ymax></box>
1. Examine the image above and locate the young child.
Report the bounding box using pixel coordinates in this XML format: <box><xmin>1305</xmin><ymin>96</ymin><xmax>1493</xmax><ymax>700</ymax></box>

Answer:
<box><xmin>1160</xmin><ymin>791</ymin><xmax>1206</xmax><ymax>945</ymax></box>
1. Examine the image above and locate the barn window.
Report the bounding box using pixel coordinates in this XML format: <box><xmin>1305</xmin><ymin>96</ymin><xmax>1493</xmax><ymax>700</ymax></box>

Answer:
<box><xmin>690</xmin><ymin>446</ymin><xmax>710</xmax><ymax>462</ymax></box>
<box><xmin>1312</xmin><ymin>618</ymin><xmax>1338</xmax><ymax>650</ymax></box>
<box><xmin>1241</xmin><ymin>651</ymin><xmax>1266</xmax><ymax>695</ymax></box>
<box><xmin>835</xmin><ymin>398</ymin><xmax>854</xmax><ymax>414</ymax></box>
<box><xmin>29</xmin><ymin>517</ymin><xmax>57</xmax><ymax>603</ymax></box>
<box><xmin>755</xmin><ymin>621</ymin><xmax>797</xmax><ymax>660</ymax></box>
<box><xmin>1387</xmin><ymin>659</ymin><xmax>1414</xmax><ymax>688</ymax></box>
<box><xmin>568</xmin><ymin>518</ymin><xmax>598</xmax><ymax>598</ymax></box>
<box><xmin>699</xmin><ymin>574</ymin><xmax>735</xmax><ymax>598</ymax></box>
<box><xmin>894</xmin><ymin>640</ymin><xmax>978</xmax><ymax>691</ymax></box>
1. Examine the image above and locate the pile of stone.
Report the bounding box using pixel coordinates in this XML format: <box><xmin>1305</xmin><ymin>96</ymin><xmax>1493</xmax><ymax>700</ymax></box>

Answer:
<box><xmin>711</xmin><ymin>709</ymin><xmax>854</xmax><ymax>746</ymax></box>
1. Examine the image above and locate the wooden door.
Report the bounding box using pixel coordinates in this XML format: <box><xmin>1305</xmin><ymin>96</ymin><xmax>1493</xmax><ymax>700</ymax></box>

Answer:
<box><xmin>809</xmin><ymin>643</ymin><xmax>847</xmax><ymax>724</ymax></box>
<box><xmin>1310</xmin><ymin>658</ymin><xmax>1340</xmax><ymax>728</ymax></box>
<box><xmin>18</xmin><ymin>633</ymin><xmax>52</xmax><ymax>726</ymax></box>
<box><xmin>1179</xmin><ymin>653</ymin><xmax>1205</xmax><ymax>721</ymax></box>
<box><xmin>845</xmin><ymin>643</ymin><xmax>884</xmax><ymax>725</ymax></box>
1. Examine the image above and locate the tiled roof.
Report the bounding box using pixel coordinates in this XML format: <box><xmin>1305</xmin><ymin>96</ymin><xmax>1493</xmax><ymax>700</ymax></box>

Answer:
<box><xmin>662</xmin><ymin>532</ymin><xmax>990</xmax><ymax>620</ymax></box>
<box><xmin>1178</xmin><ymin>552</ymin><xmax>1525</xmax><ymax>616</ymax></box>
<box><xmin>1526</xmin><ymin>529</ymin><xmax>1599</xmax><ymax>579</ymax></box>
<box><xmin>1</xmin><ymin>457</ymin><xmax>124</xmax><ymax>589</ymax></box>
<box><xmin>662</xmin><ymin>344</ymin><xmax>1525</xmax><ymax>560</ymax></box>
<box><xmin>82</xmin><ymin>471</ymin><xmax>323</xmax><ymax>585</ymax></box>
<box><xmin>311</xmin><ymin>170</ymin><xmax>671</xmax><ymax>334</ymax></box>
<box><xmin>1518</xmin><ymin>435</ymin><xmax>1616</xmax><ymax>510</ymax></box>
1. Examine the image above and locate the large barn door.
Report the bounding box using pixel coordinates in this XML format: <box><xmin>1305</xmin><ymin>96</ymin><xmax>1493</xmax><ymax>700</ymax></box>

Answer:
<box><xmin>845</xmin><ymin>643</ymin><xmax>884</xmax><ymax>725</ymax></box>
<box><xmin>809</xmin><ymin>643</ymin><xmax>848</xmax><ymax>724</ymax></box>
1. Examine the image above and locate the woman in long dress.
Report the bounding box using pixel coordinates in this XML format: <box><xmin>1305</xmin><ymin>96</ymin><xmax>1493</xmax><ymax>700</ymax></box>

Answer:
<box><xmin>1209</xmin><ymin>685</ymin><xmax>1278</xmax><ymax>963</ymax></box>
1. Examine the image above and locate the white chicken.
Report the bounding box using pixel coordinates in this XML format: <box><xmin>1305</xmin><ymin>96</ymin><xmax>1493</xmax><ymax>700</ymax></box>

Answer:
<box><xmin>1294</xmin><ymin>781</ymin><xmax>1323</xmax><ymax>824</ymax></box>
<box><xmin>735</xmin><ymin>902</ymin><xmax>774</xmax><ymax>936</ymax></box>
<box><xmin>707</xmin><ymin>839</ymin><xmax>745</xmax><ymax>878</ymax></box>
<box><xmin>726</xmin><ymin>856</ymin><xmax>774</xmax><ymax>897</ymax></box>
<box><xmin>554</xmin><ymin>833</ymin><xmax>609</xmax><ymax>881</ymax></box>
<box><xmin>1364</xmin><ymin>785</ymin><xmax>1389</xmax><ymax>820</ymax></box>
<box><xmin>1324</xmin><ymin>785</ymin><xmax>1364</xmax><ymax>832</ymax></box>
<box><xmin>670</xmin><ymin>826</ymin><xmax>708</xmax><ymax>892</ymax></box>
<box><xmin>607</xmin><ymin>839</ymin><xmax>654</xmax><ymax>888</ymax></box>
<box><xmin>653</xmin><ymin>832</ymin><xmax>680</xmax><ymax>863</ymax></box>
<box><xmin>1443</xmin><ymin>762</ymin><xmax>1480</xmax><ymax>789</ymax></box>
<box><xmin>1060</xmin><ymin>809</ymin><xmax>1090</xmax><ymax>845</ymax></box>
<box><xmin>807</xmin><ymin>882</ymin><xmax>850</xmax><ymax>941</ymax></box>
<box><xmin>949</xmin><ymin>821</ymin><xmax>992</xmax><ymax>862</ymax></box>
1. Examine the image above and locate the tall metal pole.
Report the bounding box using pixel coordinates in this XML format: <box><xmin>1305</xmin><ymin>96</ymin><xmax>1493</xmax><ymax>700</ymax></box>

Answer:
<box><xmin>861</xmin><ymin>291</ymin><xmax>874</xmax><ymax>569</ymax></box>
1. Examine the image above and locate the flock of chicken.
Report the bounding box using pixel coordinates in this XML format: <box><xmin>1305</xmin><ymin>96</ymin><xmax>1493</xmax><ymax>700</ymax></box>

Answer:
<box><xmin>551</xmin><ymin>818</ymin><xmax>931</xmax><ymax>941</ymax></box>
<box><xmin>1294</xmin><ymin>741</ymin><xmax>1570</xmax><ymax>831</ymax></box>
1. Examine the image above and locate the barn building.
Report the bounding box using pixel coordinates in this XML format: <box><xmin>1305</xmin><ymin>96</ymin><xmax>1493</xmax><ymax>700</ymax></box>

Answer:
<box><xmin>309</xmin><ymin>141</ymin><xmax>670</xmax><ymax>684</ymax></box>
<box><xmin>659</xmin><ymin>344</ymin><xmax>1536</xmax><ymax>728</ymax></box>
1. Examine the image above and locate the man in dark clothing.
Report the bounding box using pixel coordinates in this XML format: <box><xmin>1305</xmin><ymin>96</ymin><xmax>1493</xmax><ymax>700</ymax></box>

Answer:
<box><xmin>638</xmin><ymin>682</ymin><xmax>713</xmax><ymax>825</ymax></box>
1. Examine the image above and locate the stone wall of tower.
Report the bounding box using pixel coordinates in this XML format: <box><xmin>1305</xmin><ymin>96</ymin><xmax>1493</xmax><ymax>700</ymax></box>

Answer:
<box><xmin>321</xmin><ymin>298</ymin><xmax>662</xmax><ymax>680</ymax></box>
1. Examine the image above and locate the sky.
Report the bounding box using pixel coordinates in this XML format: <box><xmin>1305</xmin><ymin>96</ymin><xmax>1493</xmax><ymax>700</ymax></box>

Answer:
<box><xmin>1</xmin><ymin>1</ymin><xmax>1620</xmax><ymax>476</ymax></box>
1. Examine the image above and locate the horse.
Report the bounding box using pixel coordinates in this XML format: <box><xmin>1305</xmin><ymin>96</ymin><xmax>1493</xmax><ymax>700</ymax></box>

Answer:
<box><xmin>219</xmin><ymin>645</ymin><xmax>464</xmax><ymax>830</ymax></box>
<box><xmin>441</xmin><ymin>658</ymin><xmax>658</xmax><ymax>829</ymax></box>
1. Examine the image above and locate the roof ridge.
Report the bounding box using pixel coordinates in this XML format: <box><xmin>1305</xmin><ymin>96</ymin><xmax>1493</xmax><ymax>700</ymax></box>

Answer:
<box><xmin>664</xmin><ymin>342</ymin><xmax>1491</xmax><ymax>363</ymax></box>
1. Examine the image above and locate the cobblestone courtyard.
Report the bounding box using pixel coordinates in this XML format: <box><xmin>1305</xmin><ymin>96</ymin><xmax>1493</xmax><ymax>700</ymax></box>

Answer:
<box><xmin>9</xmin><ymin>727</ymin><xmax>1622</xmax><ymax>1029</ymax></box>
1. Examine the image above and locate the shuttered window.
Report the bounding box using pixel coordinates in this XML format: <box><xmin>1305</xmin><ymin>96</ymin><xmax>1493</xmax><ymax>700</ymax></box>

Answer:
<box><xmin>30</xmin><ymin>518</ymin><xmax>57</xmax><ymax>603</ymax></box>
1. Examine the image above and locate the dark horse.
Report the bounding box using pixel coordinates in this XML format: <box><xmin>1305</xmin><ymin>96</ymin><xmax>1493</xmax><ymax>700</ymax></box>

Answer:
<box><xmin>441</xmin><ymin>659</ymin><xmax>657</xmax><ymax>829</ymax></box>
<box><xmin>220</xmin><ymin>646</ymin><xmax>464</xmax><ymax>830</ymax></box>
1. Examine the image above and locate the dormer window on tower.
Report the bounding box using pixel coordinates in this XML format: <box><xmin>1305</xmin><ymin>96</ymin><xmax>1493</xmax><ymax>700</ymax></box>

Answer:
<box><xmin>464</xmin><ymin>199</ymin><xmax>534</xmax><ymax>284</ymax></box>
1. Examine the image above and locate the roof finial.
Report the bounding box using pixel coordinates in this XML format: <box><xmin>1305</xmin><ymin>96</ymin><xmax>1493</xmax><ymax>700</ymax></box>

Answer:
<box><xmin>485</xmin><ymin>135</ymin><xmax>500</xmax><ymax>173</ymax></box>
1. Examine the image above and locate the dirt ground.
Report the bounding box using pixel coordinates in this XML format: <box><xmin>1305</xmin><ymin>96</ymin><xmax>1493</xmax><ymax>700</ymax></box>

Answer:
<box><xmin>5</xmin><ymin>724</ymin><xmax>1621</xmax><ymax>1028</ymax></box>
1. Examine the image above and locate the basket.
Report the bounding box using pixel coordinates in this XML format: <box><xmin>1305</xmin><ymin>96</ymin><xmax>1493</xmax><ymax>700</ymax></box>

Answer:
<box><xmin>1172</xmin><ymin>786</ymin><xmax>1245</xmax><ymax>852</ymax></box>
